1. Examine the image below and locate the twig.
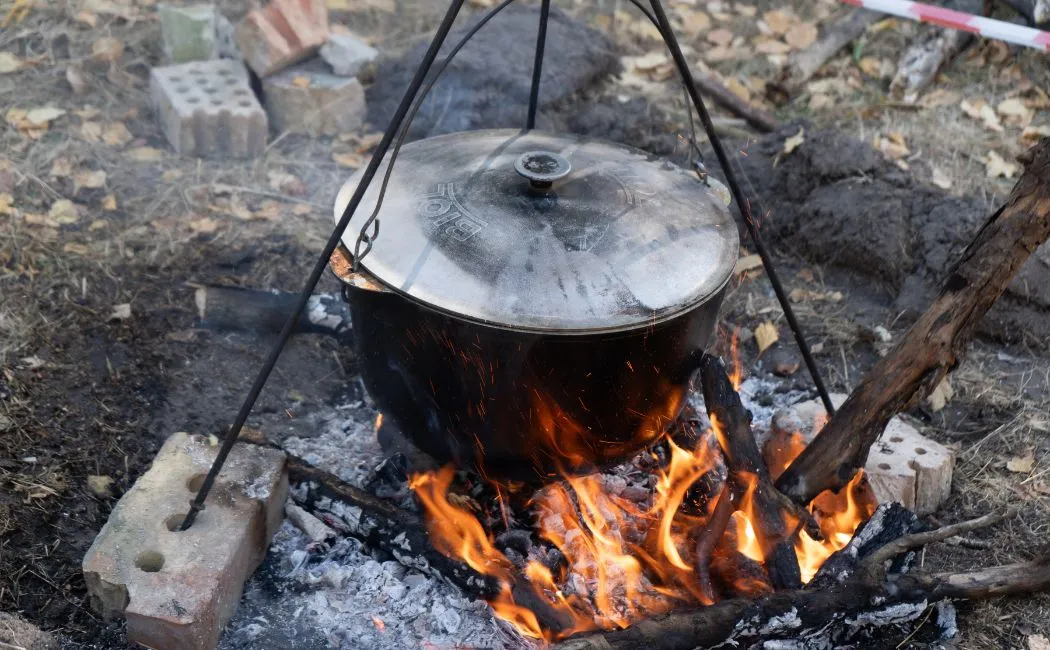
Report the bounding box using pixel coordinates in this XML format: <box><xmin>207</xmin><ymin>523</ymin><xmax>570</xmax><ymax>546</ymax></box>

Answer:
<box><xmin>863</xmin><ymin>508</ymin><xmax>1017</xmax><ymax>570</ymax></box>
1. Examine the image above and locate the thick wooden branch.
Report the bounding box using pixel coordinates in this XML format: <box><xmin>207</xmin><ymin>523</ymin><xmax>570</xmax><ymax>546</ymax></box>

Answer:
<box><xmin>767</xmin><ymin>9</ymin><xmax>883</xmax><ymax>104</ymax></box>
<box><xmin>776</xmin><ymin>139</ymin><xmax>1050</xmax><ymax>505</ymax></box>
<box><xmin>553</xmin><ymin>555</ymin><xmax>1050</xmax><ymax>650</ymax></box>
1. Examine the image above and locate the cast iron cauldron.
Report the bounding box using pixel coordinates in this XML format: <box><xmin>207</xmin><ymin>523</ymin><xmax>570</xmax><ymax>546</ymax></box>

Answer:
<box><xmin>330</xmin><ymin>130</ymin><xmax>738</xmax><ymax>483</ymax></box>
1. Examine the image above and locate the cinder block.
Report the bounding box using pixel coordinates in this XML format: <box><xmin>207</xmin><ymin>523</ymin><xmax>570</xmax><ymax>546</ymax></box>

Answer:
<box><xmin>149</xmin><ymin>59</ymin><xmax>267</xmax><ymax>158</ymax></box>
<box><xmin>785</xmin><ymin>394</ymin><xmax>954</xmax><ymax>515</ymax></box>
<box><xmin>262</xmin><ymin>58</ymin><xmax>365</xmax><ymax>136</ymax></box>
<box><xmin>159</xmin><ymin>4</ymin><xmax>219</xmax><ymax>63</ymax></box>
<box><xmin>82</xmin><ymin>432</ymin><xmax>288</xmax><ymax>650</ymax></box>
<box><xmin>235</xmin><ymin>0</ymin><xmax>328</xmax><ymax>78</ymax></box>
<box><xmin>320</xmin><ymin>32</ymin><xmax>378</xmax><ymax>78</ymax></box>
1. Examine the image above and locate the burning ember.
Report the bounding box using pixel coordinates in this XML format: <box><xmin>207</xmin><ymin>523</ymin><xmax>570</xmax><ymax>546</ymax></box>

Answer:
<box><xmin>408</xmin><ymin>360</ymin><xmax>878</xmax><ymax>642</ymax></box>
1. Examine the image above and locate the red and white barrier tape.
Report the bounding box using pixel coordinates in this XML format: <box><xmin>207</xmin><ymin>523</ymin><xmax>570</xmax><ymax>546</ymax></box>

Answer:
<box><xmin>843</xmin><ymin>0</ymin><xmax>1050</xmax><ymax>51</ymax></box>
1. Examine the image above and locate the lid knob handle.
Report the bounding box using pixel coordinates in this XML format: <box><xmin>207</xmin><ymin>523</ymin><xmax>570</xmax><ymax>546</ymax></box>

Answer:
<box><xmin>514</xmin><ymin>151</ymin><xmax>571</xmax><ymax>189</ymax></box>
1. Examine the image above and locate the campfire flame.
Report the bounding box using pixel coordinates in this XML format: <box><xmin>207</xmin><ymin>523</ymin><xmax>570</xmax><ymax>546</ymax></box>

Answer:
<box><xmin>408</xmin><ymin>349</ymin><xmax>876</xmax><ymax>641</ymax></box>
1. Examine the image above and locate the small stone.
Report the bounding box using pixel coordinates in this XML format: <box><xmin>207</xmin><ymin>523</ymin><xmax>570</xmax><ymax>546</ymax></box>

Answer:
<box><xmin>159</xmin><ymin>4</ymin><xmax>219</xmax><ymax>63</ymax></box>
<box><xmin>86</xmin><ymin>474</ymin><xmax>115</xmax><ymax>498</ymax></box>
<box><xmin>320</xmin><ymin>33</ymin><xmax>378</xmax><ymax>78</ymax></box>
<box><xmin>286</xmin><ymin>503</ymin><xmax>335</xmax><ymax>543</ymax></box>
<box><xmin>262</xmin><ymin>58</ymin><xmax>365</xmax><ymax>136</ymax></box>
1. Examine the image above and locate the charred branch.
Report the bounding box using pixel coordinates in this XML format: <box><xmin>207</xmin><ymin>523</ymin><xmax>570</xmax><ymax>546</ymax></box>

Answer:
<box><xmin>191</xmin><ymin>284</ymin><xmax>352</xmax><ymax>340</ymax></box>
<box><xmin>890</xmin><ymin>0</ymin><xmax>980</xmax><ymax>102</ymax></box>
<box><xmin>553</xmin><ymin>554</ymin><xmax>1050</xmax><ymax>650</ymax></box>
<box><xmin>777</xmin><ymin>138</ymin><xmax>1050</xmax><ymax>505</ymax></box>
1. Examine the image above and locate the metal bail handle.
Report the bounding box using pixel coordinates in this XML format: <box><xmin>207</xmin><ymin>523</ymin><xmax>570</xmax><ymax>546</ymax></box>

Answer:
<box><xmin>515</xmin><ymin>150</ymin><xmax>571</xmax><ymax>189</ymax></box>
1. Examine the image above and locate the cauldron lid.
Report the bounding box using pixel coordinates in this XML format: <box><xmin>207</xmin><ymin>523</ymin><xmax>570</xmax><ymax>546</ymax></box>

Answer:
<box><xmin>334</xmin><ymin>129</ymin><xmax>738</xmax><ymax>333</ymax></box>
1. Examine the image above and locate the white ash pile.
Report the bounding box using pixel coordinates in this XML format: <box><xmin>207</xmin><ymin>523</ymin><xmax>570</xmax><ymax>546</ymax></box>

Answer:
<box><xmin>219</xmin><ymin>400</ymin><xmax>511</xmax><ymax>650</ymax></box>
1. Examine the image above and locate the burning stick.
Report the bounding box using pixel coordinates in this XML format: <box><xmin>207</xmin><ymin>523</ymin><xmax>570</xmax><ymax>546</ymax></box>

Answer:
<box><xmin>776</xmin><ymin>138</ymin><xmax>1050</xmax><ymax>506</ymax></box>
<box><xmin>696</xmin><ymin>354</ymin><xmax>812</xmax><ymax>590</ymax></box>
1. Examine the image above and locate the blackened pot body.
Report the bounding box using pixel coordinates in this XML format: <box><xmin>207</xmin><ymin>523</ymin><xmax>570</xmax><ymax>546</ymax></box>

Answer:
<box><xmin>345</xmin><ymin>283</ymin><xmax>725</xmax><ymax>483</ymax></box>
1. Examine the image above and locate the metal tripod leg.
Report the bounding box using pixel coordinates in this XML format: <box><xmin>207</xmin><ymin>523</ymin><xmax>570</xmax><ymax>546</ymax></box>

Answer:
<box><xmin>181</xmin><ymin>0</ymin><xmax>469</xmax><ymax>530</ymax></box>
<box><xmin>647</xmin><ymin>0</ymin><xmax>836</xmax><ymax>415</ymax></box>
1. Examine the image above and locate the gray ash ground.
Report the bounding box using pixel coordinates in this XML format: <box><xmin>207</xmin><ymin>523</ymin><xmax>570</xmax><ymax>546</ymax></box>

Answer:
<box><xmin>216</xmin><ymin>374</ymin><xmax>837</xmax><ymax>650</ymax></box>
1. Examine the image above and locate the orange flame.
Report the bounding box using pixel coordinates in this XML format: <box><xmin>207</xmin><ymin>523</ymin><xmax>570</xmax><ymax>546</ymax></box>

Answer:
<box><xmin>371</xmin><ymin>617</ymin><xmax>386</xmax><ymax>632</ymax></box>
<box><xmin>410</xmin><ymin>373</ymin><xmax>875</xmax><ymax>638</ymax></box>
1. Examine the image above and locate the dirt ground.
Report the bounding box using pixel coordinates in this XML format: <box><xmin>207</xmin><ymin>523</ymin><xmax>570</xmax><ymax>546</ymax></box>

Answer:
<box><xmin>0</xmin><ymin>0</ymin><xmax>1048</xmax><ymax>648</ymax></box>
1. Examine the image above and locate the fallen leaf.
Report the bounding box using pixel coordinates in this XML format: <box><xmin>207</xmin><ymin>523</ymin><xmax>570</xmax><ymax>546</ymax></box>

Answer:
<box><xmin>0</xmin><ymin>52</ymin><xmax>25</xmax><ymax>75</ymax></box>
<box><xmin>1007</xmin><ymin>453</ymin><xmax>1036</xmax><ymax>474</ymax></box>
<box><xmin>101</xmin><ymin>194</ymin><xmax>117</xmax><ymax>211</ymax></box>
<box><xmin>292</xmin><ymin>204</ymin><xmax>312</xmax><ymax>216</ymax></box>
<box><xmin>926</xmin><ymin>378</ymin><xmax>954</xmax><ymax>412</ymax></box>
<box><xmin>785</xmin><ymin>23</ymin><xmax>818</xmax><ymax>50</ymax></box>
<box><xmin>734</xmin><ymin>253</ymin><xmax>762</xmax><ymax>275</ymax></box>
<box><xmin>631</xmin><ymin>51</ymin><xmax>670</xmax><ymax>72</ymax></box>
<box><xmin>79</xmin><ymin>121</ymin><xmax>103</xmax><ymax>142</ymax></box>
<box><xmin>74</xmin><ymin>170</ymin><xmax>107</xmax><ymax>193</ymax></box>
<box><xmin>874</xmin><ymin>133</ymin><xmax>910</xmax><ymax>160</ymax></box>
<box><xmin>707</xmin><ymin>28</ymin><xmax>734</xmax><ymax>46</ymax></box>
<box><xmin>754</xmin><ymin>38</ymin><xmax>792</xmax><ymax>55</ymax></box>
<box><xmin>783</xmin><ymin>127</ymin><xmax>805</xmax><ymax>155</ymax></box>
<box><xmin>931</xmin><ymin>167</ymin><xmax>953</xmax><ymax>190</ymax></box>
<box><xmin>62</xmin><ymin>242</ymin><xmax>90</xmax><ymax>255</ymax></box>
<box><xmin>985</xmin><ymin>150</ymin><xmax>1018</xmax><ymax>179</ymax></box>
<box><xmin>0</xmin><ymin>193</ymin><xmax>16</xmax><ymax>216</ymax></box>
<box><xmin>1022</xmin><ymin>124</ymin><xmax>1050</xmax><ymax>145</ymax></box>
<box><xmin>48</xmin><ymin>199</ymin><xmax>80</xmax><ymax>224</ymax></box>
<box><xmin>267</xmin><ymin>170</ymin><xmax>306</xmax><ymax>196</ymax></box>
<box><xmin>109</xmin><ymin>303</ymin><xmax>131</xmax><ymax>321</ymax></box>
<box><xmin>755</xmin><ymin>321</ymin><xmax>779</xmax><ymax>354</ymax></box>
<box><xmin>91</xmin><ymin>37</ymin><xmax>124</xmax><ymax>64</ymax></box>
<box><xmin>724</xmin><ymin>77</ymin><xmax>750</xmax><ymax>102</ymax></box>
<box><xmin>125</xmin><ymin>146</ymin><xmax>164</xmax><ymax>162</ymax></box>
<box><xmin>1029</xmin><ymin>634</ymin><xmax>1050</xmax><ymax>650</ymax></box>
<box><xmin>74</xmin><ymin>106</ymin><xmax>100</xmax><ymax>120</ymax></box>
<box><xmin>188</xmin><ymin>216</ymin><xmax>219</xmax><ymax>234</ymax></box>
<box><xmin>86</xmin><ymin>475</ymin><xmax>114</xmax><ymax>498</ymax></box>
<box><xmin>332</xmin><ymin>151</ymin><xmax>363</xmax><ymax>168</ymax></box>
<box><xmin>102</xmin><ymin>121</ymin><xmax>133</xmax><ymax>147</ymax></box>
<box><xmin>23</xmin><ymin>213</ymin><xmax>59</xmax><ymax>228</ymax></box>
<box><xmin>858</xmin><ymin>56</ymin><xmax>882</xmax><ymax>77</ymax></box>
<box><xmin>679</xmin><ymin>9</ymin><xmax>711</xmax><ymax>34</ymax></box>
<box><xmin>762</xmin><ymin>9</ymin><xmax>794</xmax><ymax>35</ymax></box>
<box><xmin>65</xmin><ymin>65</ymin><xmax>90</xmax><ymax>94</ymax></box>
<box><xmin>961</xmin><ymin>98</ymin><xmax>1003</xmax><ymax>132</ymax></box>
<box><xmin>49</xmin><ymin>157</ymin><xmax>74</xmax><ymax>178</ymax></box>
<box><xmin>291</xmin><ymin>75</ymin><xmax>311</xmax><ymax>88</ymax></box>
<box><xmin>25</xmin><ymin>106</ymin><xmax>66</xmax><ymax>127</ymax></box>
<box><xmin>75</xmin><ymin>9</ymin><xmax>98</xmax><ymax>26</ymax></box>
